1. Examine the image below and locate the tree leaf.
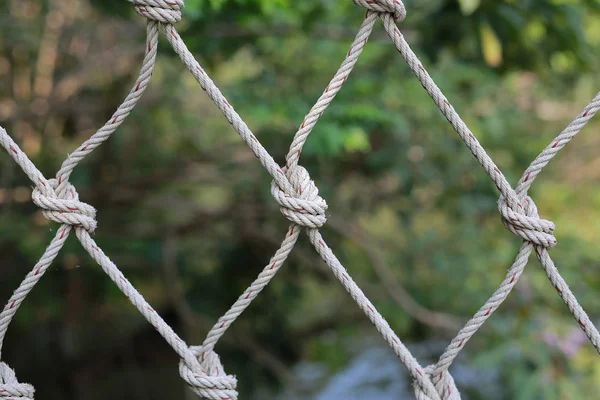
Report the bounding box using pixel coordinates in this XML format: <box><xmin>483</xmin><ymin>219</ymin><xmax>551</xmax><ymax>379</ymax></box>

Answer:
<box><xmin>458</xmin><ymin>0</ymin><xmax>481</xmax><ymax>15</ymax></box>
<box><xmin>480</xmin><ymin>23</ymin><xmax>503</xmax><ymax>67</ymax></box>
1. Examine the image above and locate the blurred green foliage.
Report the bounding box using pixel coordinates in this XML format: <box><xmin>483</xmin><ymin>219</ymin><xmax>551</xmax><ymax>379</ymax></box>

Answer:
<box><xmin>1</xmin><ymin>0</ymin><xmax>600</xmax><ymax>399</ymax></box>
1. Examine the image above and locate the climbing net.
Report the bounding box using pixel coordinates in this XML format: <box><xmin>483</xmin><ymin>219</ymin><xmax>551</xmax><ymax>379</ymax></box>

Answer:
<box><xmin>0</xmin><ymin>0</ymin><xmax>599</xmax><ymax>399</ymax></box>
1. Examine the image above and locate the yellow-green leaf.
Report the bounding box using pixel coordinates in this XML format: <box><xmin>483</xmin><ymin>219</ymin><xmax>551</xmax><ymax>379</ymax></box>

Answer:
<box><xmin>480</xmin><ymin>23</ymin><xmax>503</xmax><ymax>67</ymax></box>
<box><xmin>343</xmin><ymin>127</ymin><xmax>371</xmax><ymax>153</ymax></box>
<box><xmin>458</xmin><ymin>0</ymin><xmax>481</xmax><ymax>15</ymax></box>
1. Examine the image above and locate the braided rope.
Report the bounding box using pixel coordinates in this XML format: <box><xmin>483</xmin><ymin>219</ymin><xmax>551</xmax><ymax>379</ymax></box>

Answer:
<box><xmin>0</xmin><ymin>1</ymin><xmax>598</xmax><ymax>399</ymax></box>
<box><xmin>352</xmin><ymin>0</ymin><xmax>406</xmax><ymax>22</ymax></box>
<box><xmin>163</xmin><ymin>11</ymin><xmax>440</xmax><ymax>398</ymax></box>
<box><xmin>0</xmin><ymin>17</ymin><xmax>224</xmax><ymax>400</ymax></box>
<box><xmin>0</xmin><ymin>362</ymin><xmax>34</xmax><ymax>399</ymax></box>
<box><xmin>373</xmin><ymin>10</ymin><xmax>600</xmax><ymax>389</ymax></box>
<box><xmin>128</xmin><ymin>0</ymin><xmax>184</xmax><ymax>24</ymax></box>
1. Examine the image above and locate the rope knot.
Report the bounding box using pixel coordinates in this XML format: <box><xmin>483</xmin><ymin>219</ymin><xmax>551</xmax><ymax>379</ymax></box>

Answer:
<box><xmin>0</xmin><ymin>362</ymin><xmax>34</xmax><ymax>399</ymax></box>
<box><xmin>129</xmin><ymin>0</ymin><xmax>184</xmax><ymax>24</ymax></box>
<box><xmin>31</xmin><ymin>179</ymin><xmax>97</xmax><ymax>233</ymax></box>
<box><xmin>413</xmin><ymin>366</ymin><xmax>460</xmax><ymax>400</ymax></box>
<box><xmin>271</xmin><ymin>166</ymin><xmax>328</xmax><ymax>229</ymax></box>
<box><xmin>179</xmin><ymin>347</ymin><xmax>238</xmax><ymax>400</ymax></box>
<box><xmin>498</xmin><ymin>195</ymin><xmax>556</xmax><ymax>248</ymax></box>
<box><xmin>353</xmin><ymin>0</ymin><xmax>407</xmax><ymax>22</ymax></box>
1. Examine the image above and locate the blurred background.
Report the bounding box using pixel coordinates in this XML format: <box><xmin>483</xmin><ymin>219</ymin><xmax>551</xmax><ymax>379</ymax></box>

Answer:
<box><xmin>1</xmin><ymin>0</ymin><xmax>600</xmax><ymax>399</ymax></box>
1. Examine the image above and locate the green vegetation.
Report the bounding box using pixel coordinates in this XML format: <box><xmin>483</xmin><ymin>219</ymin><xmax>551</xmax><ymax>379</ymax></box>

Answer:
<box><xmin>1</xmin><ymin>0</ymin><xmax>600</xmax><ymax>399</ymax></box>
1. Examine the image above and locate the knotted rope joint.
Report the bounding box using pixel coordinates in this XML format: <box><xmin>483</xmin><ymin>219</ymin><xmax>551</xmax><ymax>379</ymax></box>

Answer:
<box><xmin>498</xmin><ymin>195</ymin><xmax>557</xmax><ymax>248</ymax></box>
<box><xmin>2</xmin><ymin>0</ymin><xmax>599</xmax><ymax>399</ymax></box>
<box><xmin>0</xmin><ymin>362</ymin><xmax>34</xmax><ymax>400</ymax></box>
<box><xmin>31</xmin><ymin>179</ymin><xmax>97</xmax><ymax>233</ymax></box>
<box><xmin>129</xmin><ymin>0</ymin><xmax>184</xmax><ymax>24</ymax></box>
<box><xmin>353</xmin><ymin>0</ymin><xmax>407</xmax><ymax>22</ymax></box>
<box><xmin>413</xmin><ymin>366</ymin><xmax>459</xmax><ymax>400</ymax></box>
<box><xmin>271</xmin><ymin>166</ymin><xmax>328</xmax><ymax>229</ymax></box>
<box><xmin>179</xmin><ymin>346</ymin><xmax>238</xmax><ymax>400</ymax></box>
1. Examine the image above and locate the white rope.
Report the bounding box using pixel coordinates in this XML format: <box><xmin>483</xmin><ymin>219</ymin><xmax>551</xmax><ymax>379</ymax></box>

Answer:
<box><xmin>270</xmin><ymin>166</ymin><xmax>328</xmax><ymax>229</ymax></box>
<box><xmin>498</xmin><ymin>195</ymin><xmax>556</xmax><ymax>248</ymax></box>
<box><xmin>414</xmin><ymin>366</ymin><xmax>459</xmax><ymax>400</ymax></box>
<box><xmin>430</xmin><ymin>93</ymin><xmax>600</xmax><ymax>392</ymax></box>
<box><xmin>179</xmin><ymin>346</ymin><xmax>238</xmax><ymax>400</ymax></box>
<box><xmin>0</xmin><ymin>362</ymin><xmax>34</xmax><ymax>399</ymax></box>
<box><xmin>371</xmin><ymin>6</ymin><xmax>600</xmax><ymax>398</ymax></box>
<box><xmin>0</xmin><ymin>6</ymin><xmax>240</xmax><ymax>400</ymax></box>
<box><xmin>163</xmin><ymin>9</ymin><xmax>441</xmax><ymax>399</ymax></box>
<box><xmin>128</xmin><ymin>0</ymin><xmax>184</xmax><ymax>24</ymax></box>
<box><xmin>352</xmin><ymin>0</ymin><xmax>407</xmax><ymax>22</ymax></box>
<box><xmin>0</xmin><ymin>1</ymin><xmax>599</xmax><ymax>399</ymax></box>
<box><xmin>31</xmin><ymin>179</ymin><xmax>97</xmax><ymax>233</ymax></box>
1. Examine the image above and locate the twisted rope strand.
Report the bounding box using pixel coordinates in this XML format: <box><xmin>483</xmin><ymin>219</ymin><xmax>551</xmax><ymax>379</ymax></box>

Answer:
<box><xmin>281</xmin><ymin>8</ymin><xmax>439</xmax><ymax>397</ymax></box>
<box><xmin>129</xmin><ymin>0</ymin><xmax>184</xmax><ymax>24</ymax></box>
<box><xmin>201</xmin><ymin>226</ymin><xmax>301</xmax><ymax>353</ymax></box>
<box><xmin>55</xmin><ymin>21</ymin><xmax>159</xmax><ymax>196</ymax></box>
<box><xmin>431</xmin><ymin>91</ymin><xmax>600</xmax><ymax>385</ymax></box>
<box><xmin>162</xmin><ymin>25</ymin><xmax>295</xmax><ymax>197</ymax></box>
<box><xmin>0</xmin><ymin>12</ymin><xmax>240</xmax><ymax>397</ymax></box>
<box><xmin>74</xmin><ymin>229</ymin><xmax>208</xmax><ymax>381</ymax></box>
<box><xmin>515</xmin><ymin>91</ymin><xmax>600</xmax><ymax>197</ymax></box>
<box><xmin>306</xmin><ymin>228</ymin><xmax>441</xmax><ymax>399</ymax></box>
<box><xmin>0</xmin><ymin>362</ymin><xmax>34</xmax><ymax>399</ymax></box>
<box><xmin>0</xmin><ymin>18</ymin><xmax>162</xmax><ymax>399</ymax></box>
<box><xmin>0</xmin><ymin>21</ymin><xmax>159</xmax><ymax>349</ymax></box>
<box><xmin>161</xmin><ymin>6</ymin><xmax>442</xmax><ymax>398</ymax></box>
<box><xmin>163</xmin><ymin>13</ymin><xmax>447</xmax><ymax>398</ymax></box>
<box><xmin>379</xmin><ymin>14</ymin><xmax>522</xmax><ymax>213</ymax></box>
<box><xmin>1</xmin><ymin>0</ymin><xmax>599</xmax><ymax>399</ymax></box>
<box><xmin>371</xmin><ymin>8</ymin><xmax>600</xmax><ymax>395</ymax></box>
<box><xmin>144</xmin><ymin>2</ymin><xmax>600</xmax><ymax>399</ymax></box>
<box><xmin>284</xmin><ymin>13</ymin><xmax>378</xmax><ymax>172</ymax></box>
<box><xmin>0</xmin><ymin>131</ymin><xmax>72</xmax><ymax>358</ymax></box>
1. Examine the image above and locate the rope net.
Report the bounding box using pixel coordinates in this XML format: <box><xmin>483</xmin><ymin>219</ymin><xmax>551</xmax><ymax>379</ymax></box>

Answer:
<box><xmin>0</xmin><ymin>1</ymin><xmax>599</xmax><ymax>399</ymax></box>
